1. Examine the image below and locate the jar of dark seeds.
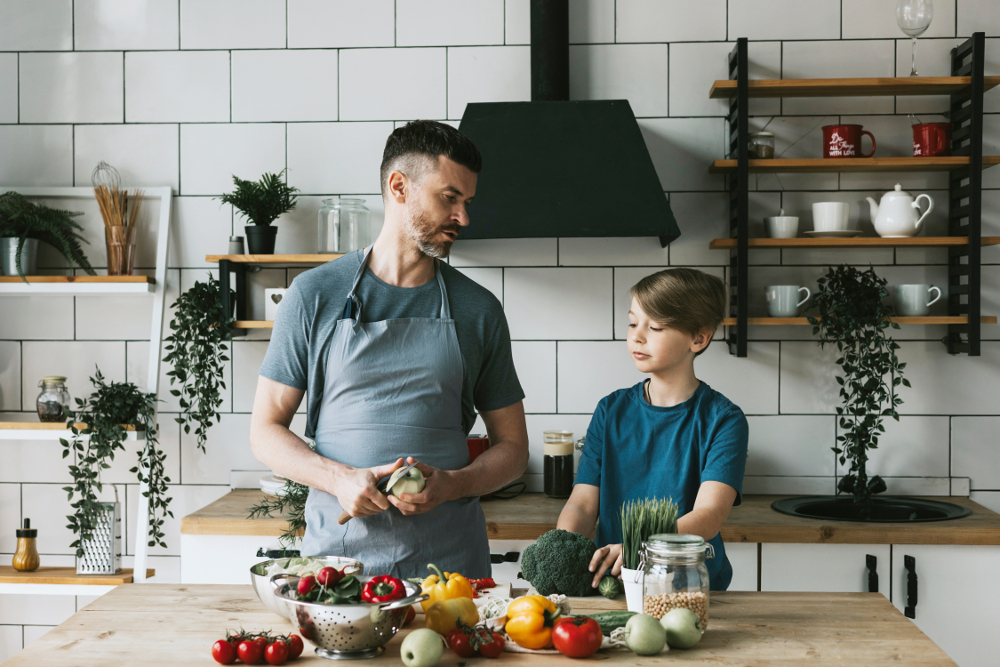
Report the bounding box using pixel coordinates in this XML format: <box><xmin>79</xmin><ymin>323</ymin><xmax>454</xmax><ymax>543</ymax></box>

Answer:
<box><xmin>36</xmin><ymin>376</ymin><xmax>69</xmax><ymax>422</ymax></box>
<box><xmin>641</xmin><ymin>534</ymin><xmax>713</xmax><ymax>628</ymax></box>
<box><xmin>748</xmin><ymin>131</ymin><xmax>775</xmax><ymax>159</ymax></box>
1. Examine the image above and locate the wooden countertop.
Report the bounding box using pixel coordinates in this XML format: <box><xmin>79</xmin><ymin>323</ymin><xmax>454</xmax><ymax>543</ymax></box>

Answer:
<box><xmin>0</xmin><ymin>583</ymin><xmax>955</xmax><ymax>666</ymax></box>
<box><xmin>181</xmin><ymin>490</ymin><xmax>1000</xmax><ymax>545</ymax></box>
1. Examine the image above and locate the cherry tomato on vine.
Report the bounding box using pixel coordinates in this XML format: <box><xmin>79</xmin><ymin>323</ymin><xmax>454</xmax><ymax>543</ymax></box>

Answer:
<box><xmin>477</xmin><ymin>630</ymin><xmax>505</xmax><ymax>658</ymax></box>
<box><xmin>237</xmin><ymin>639</ymin><xmax>263</xmax><ymax>664</ymax></box>
<box><xmin>287</xmin><ymin>633</ymin><xmax>304</xmax><ymax>659</ymax></box>
<box><xmin>446</xmin><ymin>628</ymin><xmax>476</xmax><ymax>658</ymax></box>
<box><xmin>265</xmin><ymin>640</ymin><xmax>290</xmax><ymax>665</ymax></box>
<box><xmin>211</xmin><ymin>639</ymin><xmax>237</xmax><ymax>664</ymax></box>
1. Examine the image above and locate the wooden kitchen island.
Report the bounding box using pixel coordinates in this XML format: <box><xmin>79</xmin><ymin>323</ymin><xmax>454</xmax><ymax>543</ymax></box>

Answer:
<box><xmin>0</xmin><ymin>583</ymin><xmax>957</xmax><ymax>666</ymax></box>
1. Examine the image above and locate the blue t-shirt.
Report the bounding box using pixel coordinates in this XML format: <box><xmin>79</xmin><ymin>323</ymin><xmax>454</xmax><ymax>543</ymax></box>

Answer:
<box><xmin>575</xmin><ymin>380</ymin><xmax>749</xmax><ymax>591</ymax></box>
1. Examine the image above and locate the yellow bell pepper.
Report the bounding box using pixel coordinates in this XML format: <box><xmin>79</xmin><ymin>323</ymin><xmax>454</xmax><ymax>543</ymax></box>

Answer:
<box><xmin>424</xmin><ymin>597</ymin><xmax>479</xmax><ymax>636</ymax></box>
<box><xmin>504</xmin><ymin>595</ymin><xmax>561</xmax><ymax>650</ymax></box>
<box><xmin>419</xmin><ymin>563</ymin><xmax>474</xmax><ymax>613</ymax></box>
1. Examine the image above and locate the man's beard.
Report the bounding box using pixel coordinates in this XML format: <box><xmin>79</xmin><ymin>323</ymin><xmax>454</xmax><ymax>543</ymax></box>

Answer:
<box><xmin>404</xmin><ymin>203</ymin><xmax>460</xmax><ymax>259</ymax></box>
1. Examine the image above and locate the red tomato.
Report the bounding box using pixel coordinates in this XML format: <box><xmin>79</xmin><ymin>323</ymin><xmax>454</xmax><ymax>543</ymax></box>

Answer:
<box><xmin>297</xmin><ymin>575</ymin><xmax>316</xmax><ymax>596</ymax></box>
<box><xmin>477</xmin><ymin>631</ymin><xmax>505</xmax><ymax>659</ymax></box>
<box><xmin>237</xmin><ymin>639</ymin><xmax>263</xmax><ymax>665</ymax></box>
<box><xmin>211</xmin><ymin>639</ymin><xmax>237</xmax><ymax>664</ymax></box>
<box><xmin>552</xmin><ymin>616</ymin><xmax>603</xmax><ymax>658</ymax></box>
<box><xmin>316</xmin><ymin>566</ymin><xmax>343</xmax><ymax>587</ymax></box>
<box><xmin>265</xmin><ymin>640</ymin><xmax>289</xmax><ymax>665</ymax></box>
<box><xmin>446</xmin><ymin>628</ymin><xmax>476</xmax><ymax>658</ymax></box>
<box><xmin>286</xmin><ymin>634</ymin><xmax>304</xmax><ymax>659</ymax></box>
<box><xmin>253</xmin><ymin>636</ymin><xmax>270</xmax><ymax>653</ymax></box>
<box><xmin>403</xmin><ymin>605</ymin><xmax>416</xmax><ymax>626</ymax></box>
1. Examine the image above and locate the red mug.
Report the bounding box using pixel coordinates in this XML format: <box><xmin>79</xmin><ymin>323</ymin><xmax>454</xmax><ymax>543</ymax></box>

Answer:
<box><xmin>912</xmin><ymin>122</ymin><xmax>951</xmax><ymax>157</ymax></box>
<box><xmin>822</xmin><ymin>124</ymin><xmax>876</xmax><ymax>158</ymax></box>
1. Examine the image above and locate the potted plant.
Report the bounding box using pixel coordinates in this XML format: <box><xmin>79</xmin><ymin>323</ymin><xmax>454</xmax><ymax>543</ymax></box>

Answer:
<box><xmin>619</xmin><ymin>497</ymin><xmax>678</xmax><ymax>612</ymax></box>
<box><xmin>62</xmin><ymin>368</ymin><xmax>171</xmax><ymax>559</ymax></box>
<box><xmin>0</xmin><ymin>191</ymin><xmax>96</xmax><ymax>281</ymax></box>
<box><xmin>163</xmin><ymin>275</ymin><xmax>234</xmax><ymax>452</ymax></box>
<box><xmin>218</xmin><ymin>170</ymin><xmax>299</xmax><ymax>254</ymax></box>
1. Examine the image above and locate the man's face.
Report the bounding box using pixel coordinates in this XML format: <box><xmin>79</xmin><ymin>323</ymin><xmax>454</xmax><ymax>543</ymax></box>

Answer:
<box><xmin>402</xmin><ymin>155</ymin><xmax>477</xmax><ymax>259</ymax></box>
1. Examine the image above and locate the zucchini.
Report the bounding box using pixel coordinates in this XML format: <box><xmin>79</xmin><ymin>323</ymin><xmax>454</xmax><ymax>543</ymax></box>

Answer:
<box><xmin>583</xmin><ymin>610</ymin><xmax>637</xmax><ymax>636</ymax></box>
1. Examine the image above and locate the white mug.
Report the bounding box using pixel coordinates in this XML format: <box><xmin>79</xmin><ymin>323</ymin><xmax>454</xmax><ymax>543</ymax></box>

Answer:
<box><xmin>765</xmin><ymin>215</ymin><xmax>799</xmax><ymax>239</ymax></box>
<box><xmin>812</xmin><ymin>202</ymin><xmax>851</xmax><ymax>231</ymax></box>
<box><xmin>766</xmin><ymin>285</ymin><xmax>811</xmax><ymax>317</ymax></box>
<box><xmin>894</xmin><ymin>284</ymin><xmax>941</xmax><ymax>316</ymax></box>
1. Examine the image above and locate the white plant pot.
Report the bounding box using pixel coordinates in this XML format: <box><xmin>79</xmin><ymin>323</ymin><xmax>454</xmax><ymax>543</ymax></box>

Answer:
<box><xmin>620</xmin><ymin>567</ymin><xmax>644</xmax><ymax>613</ymax></box>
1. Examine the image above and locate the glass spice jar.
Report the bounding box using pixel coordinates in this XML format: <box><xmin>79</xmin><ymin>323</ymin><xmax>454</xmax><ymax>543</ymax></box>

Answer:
<box><xmin>542</xmin><ymin>430</ymin><xmax>576</xmax><ymax>498</ymax></box>
<box><xmin>318</xmin><ymin>197</ymin><xmax>371</xmax><ymax>254</ymax></box>
<box><xmin>641</xmin><ymin>534</ymin><xmax>714</xmax><ymax>628</ymax></box>
<box><xmin>36</xmin><ymin>376</ymin><xmax>69</xmax><ymax>422</ymax></box>
<box><xmin>748</xmin><ymin>131</ymin><xmax>776</xmax><ymax>159</ymax></box>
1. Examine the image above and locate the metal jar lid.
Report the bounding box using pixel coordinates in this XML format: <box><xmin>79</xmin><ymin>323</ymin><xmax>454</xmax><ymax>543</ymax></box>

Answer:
<box><xmin>40</xmin><ymin>376</ymin><xmax>67</xmax><ymax>384</ymax></box>
<box><xmin>644</xmin><ymin>534</ymin><xmax>714</xmax><ymax>559</ymax></box>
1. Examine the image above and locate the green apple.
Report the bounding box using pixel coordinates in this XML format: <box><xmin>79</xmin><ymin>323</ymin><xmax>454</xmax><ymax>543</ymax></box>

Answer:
<box><xmin>624</xmin><ymin>613</ymin><xmax>667</xmax><ymax>655</ymax></box>
<box><xmin>660</xmin><ymin>608</ymin><xmax>704</xmax><ymax>649</ymax></box>
<box><xmin>389</xmin><ymin>466</ymin><xmax>426</xmax><ymax>496</ymax></box>
<box><xmin>400</xmin><ymin>628</ymin><xmax>444</xmax><ymax>667</ymax></box>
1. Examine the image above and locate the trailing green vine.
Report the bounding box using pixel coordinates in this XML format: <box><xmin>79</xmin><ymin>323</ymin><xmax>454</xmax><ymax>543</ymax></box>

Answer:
<box><xmin>163</xmin><ymin>275</ymin><xmax>234</xmax><ymax>452</ymax></box>
<box><xmin>248</xmin><ymin>479</ymin><xmax>309</xmax><ymax>550</ymax></box>
<box><xmin>62</xmin><ymin>368</ymin><xmax>170</xmax><ymax>557</ymax></box>
<box><xmin>807</xmin><ymin>265</ymin><xmax>910</xmax><ymax>511</ymax></box>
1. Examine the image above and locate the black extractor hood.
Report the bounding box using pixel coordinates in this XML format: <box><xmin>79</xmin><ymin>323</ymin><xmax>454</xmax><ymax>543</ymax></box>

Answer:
<box><xmin>458</xmin><ymin>0</ymin><xmax>680</xmax><ymax>247</ymax></box>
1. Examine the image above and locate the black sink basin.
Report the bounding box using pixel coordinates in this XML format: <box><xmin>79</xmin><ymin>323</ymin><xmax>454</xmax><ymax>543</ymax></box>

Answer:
<box><xmin>771</xmin><ymin>496</ymin><xmax>972</xmax><ymax>523</ymax></box>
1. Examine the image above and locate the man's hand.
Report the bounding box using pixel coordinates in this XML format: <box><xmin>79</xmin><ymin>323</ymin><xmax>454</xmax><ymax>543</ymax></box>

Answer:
<box><xmin>334</xmin><ymin>458</ymin><xmax>405</xmax><ymax>519</ymax></box>
<box><xmin>589</xmin><ymin>543</ymin><xmax>623</xmax><ymax>587</ymax></box>
<box><xmin>387</xmin><ymin>457</ymin><xmax>458</xmax><ymax>516</ymax></box>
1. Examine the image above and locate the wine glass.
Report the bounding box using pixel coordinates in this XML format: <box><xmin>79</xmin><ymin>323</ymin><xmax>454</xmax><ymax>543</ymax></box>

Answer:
<box><xmin>896</xmin><ymin>0</ymin><xmax>933</xmax><ymax>77</ymax></box>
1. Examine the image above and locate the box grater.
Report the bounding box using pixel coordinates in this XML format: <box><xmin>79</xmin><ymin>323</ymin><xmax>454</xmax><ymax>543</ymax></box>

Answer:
<box><xmin>76</xmin><ymin>501</ymin><xmax>122</xmax><ymax>575</ymax></box>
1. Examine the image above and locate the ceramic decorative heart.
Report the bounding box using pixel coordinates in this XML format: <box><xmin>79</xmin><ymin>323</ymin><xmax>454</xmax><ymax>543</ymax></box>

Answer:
<box><xmin>270</xmin><ymin>293</ymin><xmax>283</xmax><ymax>305</ymax></box>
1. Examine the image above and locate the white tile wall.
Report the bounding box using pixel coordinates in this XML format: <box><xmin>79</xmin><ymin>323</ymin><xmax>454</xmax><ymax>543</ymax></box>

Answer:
<box><xmin>179</xmin><ymin>123</ymin><xmax>286</xmax><ymax>196</ymax></box>
<box><xmin>448</xmin><ymin>46</ymin><xmax>531</xmax><ymax>120</ymax></box>
<box><xmin>953</xmin><ymin>418</ymin><xmax>1000</xmax><ymax>490</ymax></box>
<box><xmin>0</xmin><ymin>0</ymin><xmax>72</xmax><ymax>51</ymax></box>
<box><xmin>504</xmin><ymin>268</ymin><xmax>613</xmax><ymax>340</ymax></box>
<box><xmin>0</xmin><ymin>482</ymin><xmax>20</xmax><ymax>553</ymax></box>
<box><xmin>669</xmin><ymin>42</ymin><xmax>782</xmax><ymax>118</ymax></box>
<box><xmin>556</xmin><ymin>341</ymin><xmax>644</xmax><ymax>413</ymax></box>
<box><xmin>505</xmin><ymin>0</ymin><xmax>530</xmax><ymax>45</ymax></box>
<box><xmin>75</xmin><ymin>0</ymin><xmax>179</xmax><ymax>50</ymax></box>
<box><xmin>958</xmin><ymin>0</ymin><xmax>1000</xmax><ymax>37</ymax></box>
<box><xmin>232</xmin><ymin>50</ymin><xmax>339</xmax><ymax>122</ymax></box>
<box><xmin>288</xmin><ymin>0</ymin><xmax>395</xmax><ymax>48</ymax></box>
<box><xmin>843</xmin><ymin>0</ymin><xmax>956</xmax><ymax>39</ymax></box>
<box><xmin>568</xmin><ymin>0</ymin><xmax>615</xmax><ymax>44</ymax></box>
<box><xmin>21</xmin><ymin>342</ymin><xmax>127</xmax><ymax>411</ymax></box>
<box><xmin>74</xmin><ymin>124</ymin><xmax>179</xmax><ymax>191</ymax></box>
<box><xmin>287</xmin><ymin>122</ymin><xmax>392</xmax><ymax>193</ymax></box>
<box><xmin>125</xmin><ymin>51</ymin><xmax>230</xmax><ymax>123</ymax></box>
<box><xmin>638</xmin><ymin>118</ymin><xmax>726</xmax><ymax>192</ymax></box>
<box><xmin>616</xmin><ymin>0</ymin><xmax>726</xmax><ymax>43</ymax></box>
<box><xmin>0</xmin><ymin>125</ymin><xmax>73</xmax><ymax>186</ymax></box>
<box><xmin>395</xmin><ymin>0</ymin><xmax>504</xmax><ymax>47</ymax></box>
<box><xmin>179</xmin><ymin>0</ymin><xmax>285</xmax><ymax>49</ymax></box>
<box><xmin>570</xmin><ymin>44</ymin><xmax>668</xmax><ymax>117</ymax></box>
<box><xmin>168</xmin><ymin>199</ymin><xmax>232</xmax><ymax>268</ymax></box>
<box><xmin>0</xmin><ymin>298</ymin><xmax>74</xmax><ymax>342</ymax></box>
<box><xmin>340</xmin><ymin>48</ymin><xmax>447</xmax><ymax>121</ymax></box>
<box><xmin>782</xmin><ymin>41</ymin><xmax>896</xmax><ymax>115</ymax></box>
<box><xmin>0</xmin><ymin>54</ymin><xmax>17</xmax><ymax>123</ymax></box>
<box><xmin>0</xmin><ymin>625</ymin><xmax>20</xmax><ymax>663</ymax></box>
<box><xmin>729</xmin><ymin>0</ymin><xmax>841</xmax><ymax>41</ymax></box>
<box><xmin>450</xmin><ymin>238</ymin><xmax>558</xmax><ymax>267</ymax></box>
<box><xmin>511</xmin><ymin>341</ymin><xmax>557</xmax><ymax>413</ymax></box>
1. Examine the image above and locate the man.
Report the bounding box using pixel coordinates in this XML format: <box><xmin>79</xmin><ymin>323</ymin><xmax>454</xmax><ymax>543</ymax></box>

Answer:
<box><xmin>250</xmin><ymin>120</ymin><xmax>529</xmax><ymax>578</ymax></box>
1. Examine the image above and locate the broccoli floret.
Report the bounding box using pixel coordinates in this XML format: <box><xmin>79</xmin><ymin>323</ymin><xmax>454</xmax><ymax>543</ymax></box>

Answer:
<box><xmin>519</xmin><ymin>529</ymin><xmax>598</xmax><ymax>597</ymax></box>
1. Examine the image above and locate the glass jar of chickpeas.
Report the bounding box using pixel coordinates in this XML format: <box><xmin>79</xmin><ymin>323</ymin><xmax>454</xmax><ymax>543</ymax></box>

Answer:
<box><xmin>640</xmin><ymin>534</ymin><xmax>713</xmax><ymax>628</ymax></box>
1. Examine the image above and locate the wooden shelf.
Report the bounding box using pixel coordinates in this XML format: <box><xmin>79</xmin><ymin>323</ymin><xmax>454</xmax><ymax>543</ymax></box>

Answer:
<box><xmin>233</xmin><ymin>320</ymin><xmax>275</xmax><ymax>329</ymax></box>
<box><xmin>206</xmin><ymin>254</ymin><xmax>343</xmax><ymax>265</ymax></box>
<box><xmin>0</xmin><ymin>422</ymin><xmax>143</xmax><ymax>441</ymax></box>
<box><xmin>723</xmin><ymin>316</ymin><xmax>997</xmax><ymax>326</ymax></box>
<box><xmin>710</xmin><ymin>156</ymin><xmax>1000</xmax><ymax>174</ymax></box>
<box><xmin>710</xmin><ymin>236</ymin><xmax>1000</xmax><ymax>249</ymax></box>
<box><xmin>709</xmin><ymin>75</ymin><xmax>1000</xmax><ymax>99</ymax></box>
<box><xmin>0</xmin><ymin>566</ymin><xmax>153</xmax><ymax>586</ymax></box>
<box><xmin>0</xmin><ymin>275</ymin><xmax>155</xmax><ymax>295</ymax></box>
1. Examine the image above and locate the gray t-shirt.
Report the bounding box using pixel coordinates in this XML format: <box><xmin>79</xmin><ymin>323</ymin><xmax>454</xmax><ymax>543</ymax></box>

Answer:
<box><xmin>259</xmin><ymin>250</ymin><xmax>524</xmax><ymax>437</ymax></box>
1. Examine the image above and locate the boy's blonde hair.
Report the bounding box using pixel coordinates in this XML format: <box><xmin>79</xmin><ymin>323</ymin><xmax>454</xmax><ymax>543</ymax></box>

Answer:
<box><xmin>630</xmin><ymin>268</ymin><xmax>728</xmax><ymax>356</ymax></box>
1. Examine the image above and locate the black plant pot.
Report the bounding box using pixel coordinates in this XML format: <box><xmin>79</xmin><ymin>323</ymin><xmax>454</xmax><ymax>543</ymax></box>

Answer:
<box><xmin>245</xmin><ymin>225</ymin><xmax>277</xmax><ymax>254</ymax></box>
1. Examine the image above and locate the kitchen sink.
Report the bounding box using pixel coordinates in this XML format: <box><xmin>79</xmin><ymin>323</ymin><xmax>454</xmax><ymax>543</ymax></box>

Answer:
<box><xmin>771</xmin><ymin>496</ymin><xmax>972</xmax><ymax>522</ymax></box>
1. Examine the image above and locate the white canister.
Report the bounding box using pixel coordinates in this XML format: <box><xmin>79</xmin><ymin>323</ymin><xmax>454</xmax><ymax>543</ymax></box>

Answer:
<box><xmin>264</xmin><ymin>288</ymin><xmax>287</xmax><ymax>321</ymax></box>
<box><xmin>620</xmin><ymin>567</ymin><xmax>644</xmax><ymax>613</ymax></box>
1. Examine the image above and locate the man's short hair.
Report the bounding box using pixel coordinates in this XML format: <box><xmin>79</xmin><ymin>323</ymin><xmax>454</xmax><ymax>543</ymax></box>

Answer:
<box><xmin>380</xmin><ymin>120</ymin><xmax>482</xmax><ymax>197</ymax></box>
<box><xmin>630</xmin><ymin>268</ymin><xmax>729</xmax><ymax>356</ymax></box>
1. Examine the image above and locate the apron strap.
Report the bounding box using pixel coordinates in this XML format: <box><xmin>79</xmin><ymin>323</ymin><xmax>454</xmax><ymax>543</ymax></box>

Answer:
<box><xmin>344</xmin><ymin>247</ymin><xmax>452</xmax><ymax>321</ymax></box>
<box><xmin>435</xmin><ymin>260</ymin><xmax>451</xmax><ymax>320</ymax></box>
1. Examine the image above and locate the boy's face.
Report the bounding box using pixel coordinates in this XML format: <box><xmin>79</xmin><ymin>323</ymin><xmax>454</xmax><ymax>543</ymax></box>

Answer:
<box><xmin>627</xmin><ymin>297</ymin><xmax>712</xmax><ymax>373</ymax></box>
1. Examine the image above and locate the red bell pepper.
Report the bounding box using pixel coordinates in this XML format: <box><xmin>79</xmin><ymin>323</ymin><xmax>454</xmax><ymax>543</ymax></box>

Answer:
<box><xmin>361</xmin><ymin>575</ymin><xmax>406</xmax><ymax>603</ymax></box>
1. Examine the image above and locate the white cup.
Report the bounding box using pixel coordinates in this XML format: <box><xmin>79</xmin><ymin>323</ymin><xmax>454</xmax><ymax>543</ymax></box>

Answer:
<box><xmin>894</xmin><ymin>284</ymin><xmax>941</xmax><ymax>316</ymax></box>
<box><xmin>766</xmin><ymin>285</ymin><xmax>811</xmax><ymax>317</ymax></box>
<box><xmin>765</xmin><ymin>216</ymin><xmax>799</xmax><ymax>239</ymax></box>
<box><xmin>812</xmin><ymin>202</ymin><xmax>851</xmax><ymax>231</ymax></box>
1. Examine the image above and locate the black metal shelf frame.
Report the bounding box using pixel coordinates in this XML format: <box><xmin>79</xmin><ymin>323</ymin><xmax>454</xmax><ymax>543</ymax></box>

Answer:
<box><xmin>723</xmin><ymin>34</ymin><xmax>988</xmax><ymax>358</ymax></box>
<box><xmin>218</xmin><ymin>259</ymin><xmax>249</xmax><ymax>338</ymax></box>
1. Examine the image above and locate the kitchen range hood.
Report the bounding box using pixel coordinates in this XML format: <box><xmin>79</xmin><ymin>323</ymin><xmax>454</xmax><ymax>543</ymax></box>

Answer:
<box><xmin>458</xmin><ymin>0</ymin><xmax>680</xmax><ymax>247</ymax></box>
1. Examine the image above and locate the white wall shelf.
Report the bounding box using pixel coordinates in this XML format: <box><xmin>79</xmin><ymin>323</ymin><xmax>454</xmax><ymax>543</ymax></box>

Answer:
<box><xmin>0</xmin><ymin>276</ymin><xmax>155</xmax><ymax>295</ymax></box>
<box><xmin>0</xmin><ymin>422</ymin><xmax>144</xmax><ymax>441</ymax></box>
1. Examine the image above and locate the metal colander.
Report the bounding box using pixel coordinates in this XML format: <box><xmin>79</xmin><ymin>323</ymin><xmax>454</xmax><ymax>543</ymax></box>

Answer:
<box><xmin>270</xmin><ymin>574</ymin><xmax>428</xmax><ymax>660</ymax></box>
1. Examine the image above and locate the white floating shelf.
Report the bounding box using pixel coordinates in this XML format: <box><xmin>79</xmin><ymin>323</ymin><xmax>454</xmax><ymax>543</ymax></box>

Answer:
<box><xmin>0</xmin><ymin>276</ymin><xmax>155</xmax><ymax>295</ymax></box>
<box><xmin>0</xmin><ymin>423</ymin><xmax>144</xmax><ymax>441</ymax></box>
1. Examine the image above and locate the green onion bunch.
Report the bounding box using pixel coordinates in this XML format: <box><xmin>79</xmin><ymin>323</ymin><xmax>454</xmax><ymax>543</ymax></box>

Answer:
<box><xmin>620</xmin><ymin>497</ymin><xmax>679</xmax><ymax>570</ymax></box>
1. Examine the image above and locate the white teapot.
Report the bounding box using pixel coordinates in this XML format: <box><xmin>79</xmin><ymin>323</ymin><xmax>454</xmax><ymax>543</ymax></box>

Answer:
<box><xmin>866</xmin><ymin>184</ymin><xmax>933</xmax><ymax>238</ymax></box>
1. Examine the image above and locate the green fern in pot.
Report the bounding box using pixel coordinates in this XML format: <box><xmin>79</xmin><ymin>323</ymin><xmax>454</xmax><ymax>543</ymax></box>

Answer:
<box><xmin>218</xmin><ymin>170</ymin><xmax>299</xmax><ymax>255</ymax></box>
<box><xmin>0</xmin><ymin>192</ymin><xmax>96</xmax><ymax>281</ymax></box>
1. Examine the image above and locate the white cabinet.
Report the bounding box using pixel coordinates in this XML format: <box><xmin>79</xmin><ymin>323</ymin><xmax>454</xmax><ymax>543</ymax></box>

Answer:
<box><xmin>891</xmin><ymin>545</ymin><xmax>1000</xmax><ymax>667</ymax></box>
<box><xmin>761</xmin><ymin>543</ymin><xmax>890</xmax><ymax>597</ymax></box>
<box><xmin>724</xmin><ymin>542</ymin><xmax>758</xmax><ymax>591</ymax></box>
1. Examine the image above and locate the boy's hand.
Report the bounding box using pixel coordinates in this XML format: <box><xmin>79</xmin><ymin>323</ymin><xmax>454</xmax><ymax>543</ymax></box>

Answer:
<box><xmin>589</xmin><ymin>543</ymin><xmax>623</xmax><ymax>587</ymax></box>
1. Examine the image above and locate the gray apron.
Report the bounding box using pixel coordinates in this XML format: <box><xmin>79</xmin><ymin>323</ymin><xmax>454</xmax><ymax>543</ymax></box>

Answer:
<box><xmin>301</xmin><ymin>248</ymin><xmax>491</xmax><ymax>579</ymax></box>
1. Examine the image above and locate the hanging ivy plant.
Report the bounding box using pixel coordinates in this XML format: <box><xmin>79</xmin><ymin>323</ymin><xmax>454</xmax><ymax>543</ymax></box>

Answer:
<box><xmin>62</xmin><ymin>368</ymin><xmax>170</xmax><ymax>557</ymax></box>
<box><xmin>807</xmin><ymin>265</ymin><xmax>910</xmax><ymax>512</ymax></box>
<box><xmin>248</xmin><ymin>479</ymin><xmax>309</xmax><ymax>549</ymax></box>
<box><xmin>163</xmin><ymin>275</ymin><xmax>234</xmax><ymax>452</ymax></box>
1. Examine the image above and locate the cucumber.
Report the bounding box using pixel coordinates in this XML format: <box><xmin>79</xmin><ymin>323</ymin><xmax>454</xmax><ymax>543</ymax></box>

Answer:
<box><xmin>584</xmin><ymin>610</ymin><xmax>637</xmax><ymax>636</ymax></box>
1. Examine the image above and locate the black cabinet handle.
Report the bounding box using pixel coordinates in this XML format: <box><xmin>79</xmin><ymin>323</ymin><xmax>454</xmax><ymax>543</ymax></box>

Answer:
<box><xmin>904</xmin><ymin>555</ymin><xmax>918</xmax><ymax>619</ymax></box>
<box><xmin>866</xmin><ymin>554</ymin><xmax>878</xmax><ymax>593</ymax></box>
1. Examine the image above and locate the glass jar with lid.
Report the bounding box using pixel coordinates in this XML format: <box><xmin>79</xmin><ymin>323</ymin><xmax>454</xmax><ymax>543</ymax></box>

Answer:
<box><xmin>318</xmin><ymin>197</ymin><xmax>371</xmax><ymax>254</ymax></box>
<box><xmin>542</xmin><ymin>430</ymin><xmax>578</xmax><ymax>499</ymax></box>
<box><xmin>641</xmin><ymin>534</ymin><xmax>713</xmax><ymax>628</ymax></box>
<box><xmin>748</xmin><ymin>131</ymin><xmax>776</xmax><ymax>159</ymax></box>
<box><xmin>36</xmin><ymin>376</ymin><xmax>70</xmax><ymax>422</ymax></box>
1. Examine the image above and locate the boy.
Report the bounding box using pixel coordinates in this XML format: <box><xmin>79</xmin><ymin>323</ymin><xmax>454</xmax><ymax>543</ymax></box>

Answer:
<box><xmin>556</xmin><ymin>268</ymin><xmax>748</xmax><ymax>591</ymax></box>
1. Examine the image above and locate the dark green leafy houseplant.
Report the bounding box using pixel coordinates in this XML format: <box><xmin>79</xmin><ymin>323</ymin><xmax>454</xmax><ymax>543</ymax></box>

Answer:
<box><xmin>163</xmin><ymin>276</ymin><xmax>234</xmax><ymax>452</ymax></box>
<box><xmin>0</xmin><ymin>191</ymin><xmax>96</xmax><ymax>281</ymax></box>
<box><xmin>807</xmin><ymin>265</ymin><xmax>910</xmax><ymax>511</ymax></box>
<box><xmin>248</xmin><ymin>478</ymin><xmax>309</xmax><ymax>549</ymax></box>
<box><xmin>62</xmin><ymin>369</ymin><xmax>171</xmax><ymax>557</ymax></box>
<box><xmin>218</xmin><ymin>170</ymin><xmax>299</xmax><ymax>227</ymax></box>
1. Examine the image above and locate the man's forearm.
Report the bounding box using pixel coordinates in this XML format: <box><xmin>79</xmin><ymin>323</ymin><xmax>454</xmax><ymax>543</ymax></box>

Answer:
<box><xmin>250</xmin><ymin>422</ymin><xmax>343</xmax><ymax>494</ymax></box>
<box><xmin>445</xmin><ymin>438</ymin><xmax>528</xmax><ymax>499</ymax></box>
